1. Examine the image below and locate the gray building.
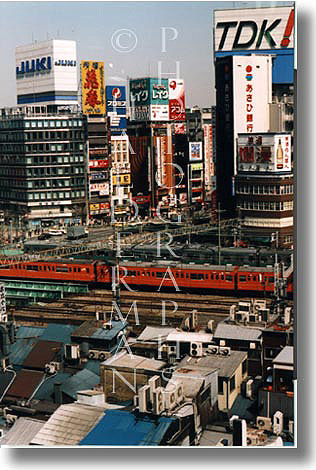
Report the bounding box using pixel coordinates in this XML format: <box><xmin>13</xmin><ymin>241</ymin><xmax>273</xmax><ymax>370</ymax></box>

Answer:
<box><xmin>0</xmin><ymin>106</ymin><xmax>88</xmax><ymax>229</ymax></box>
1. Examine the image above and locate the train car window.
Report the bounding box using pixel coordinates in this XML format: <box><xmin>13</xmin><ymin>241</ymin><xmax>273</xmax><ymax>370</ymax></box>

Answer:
<box><xmin>26</xmin><ymin>265</ymin><xmax>39</xmax><ymax>271</ymax></box>
<box><xmin>181</xmin><ymin>273</ymin><xmax>184</xmax><ymax>278</ymax></box>
<box><xmin>73</xmin><ymin>267</ymin><xmax>77</xmax><ymax>272</ymax></box>
<box><xmin>47</xmin><ymin>266</ymin><xmax>50</xmax><ymax>271</ymax></box>
<box><xmin>269</xmin><ymin>277</ymin><xmax>274</xmax><ymax>283</ymax></box>
<box><xmin>43</xmin><ymin>266</ymin><xmax>46</xmax><ymax>271</ymax></box>
<box><xmin>205</xmin><ymin>274</ymin><xmax>208</xmax><ymax>279</ymax></box>
<box><xmin>86</xmin><ymin>268</ymin><xmax>90</xmax><ymax>273</ymax></box>
<box><xmin>147</xmin><ymin>272</ymin><xmax>150</xmax><ymax>277</ymax></box>
<box><xmin>137</xmin><ymin>271</ymin><xmax>140</xmax><ymax>276</ymax></box>
<box><xmin>221</xmin><ymin>274</ymin><xmax>224</xmax><ymax>280</ymax></box>
<box><xmin>239</xmin><ymin>275</ymin><xmax>246</xmax><ymax>282</ymax></box>
<box><xmin>176</xmin><ymin>272</ymin><xmax>179</xmax><ymax>278</ymax></box>
<box><xmin>216</xmin><ymin>274</ymin><xmax>219</xmax><ymax>280</ymax></box>
<box><xmin>141</xmin><ymin>272</ymin><xmax>145</xmax><ymax>276</ymax></box>
<box><xmin>152</xmin><ymin>272</ymin><xmax>154</xmax><ymax>277</ymax></box>
<box><xmin>253</xmin><ymin>275</ymin><xmax>256</xmax><ymax>281</ymax></box>
<box><xmin>198</xmin><ymin>274</ymin><xmax>204</xmax><ymax>280</ymax></box>
<box><xmin>186</xmin><ymin>273</ymin><xmax>189</xmax><ymax>279</ymax></box>
<box><xmin>78</xmin><ymin>268</ymin><xmax>81</xmax><ymax>272</ymax></box>
<box><xmin>156</xmin><ymin>272</ymin><xmax>163</xmax><ymax>278</ymax></box>
<box><xmin>56</xmin><ymin>266</ymin><xmax>69</xmax><ymax>272</ymax></box>
<box><xmin>226</xmin><ymin>275</ymin><xmax>232</xmax><ymax>281</ymax></box>
<box><xmin>248</xmin><ymin>275</ymin><xmax>251</xmax><ymax>281</ymax></box>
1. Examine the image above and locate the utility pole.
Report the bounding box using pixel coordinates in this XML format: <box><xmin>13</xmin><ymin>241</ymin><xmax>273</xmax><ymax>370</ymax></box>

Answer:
<box><xmin>216</xmin><ymin>203</ymin><xmax>225</xmax><ymax>265</ymax></box>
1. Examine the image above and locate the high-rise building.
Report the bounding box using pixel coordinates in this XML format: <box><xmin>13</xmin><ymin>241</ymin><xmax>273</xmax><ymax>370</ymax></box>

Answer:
<box><xmin>213</xmin><ymin>5</ymin><xmax>295</xmax><ymax>216</ymax></box>
<box><xmin>0</xmin><ymin>106</ymin><xmax>87</xmax><ymax>228</ymax></box>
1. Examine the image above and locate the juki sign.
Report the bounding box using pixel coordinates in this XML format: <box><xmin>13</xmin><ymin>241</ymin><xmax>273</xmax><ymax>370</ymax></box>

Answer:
<box><xmin>16</xmin><ymin>57</ymin><xmax>52</xmax><ymax>76</ymax></box>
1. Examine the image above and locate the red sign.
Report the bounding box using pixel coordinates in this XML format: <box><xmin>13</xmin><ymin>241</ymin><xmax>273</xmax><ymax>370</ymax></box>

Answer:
<box><xmin>89</xmin><ymin>159</ymin><xmax>109</xmax><ymax>168</ymax></box>
<box><xmin>168</xmin><ymin>79</ymin><xmax>186</xmax><ymax>121</ymax></box>
<box><xmin>133</xmin><ymin>195</ymin><xmax>150</xmax><ymax>205</ymax></box>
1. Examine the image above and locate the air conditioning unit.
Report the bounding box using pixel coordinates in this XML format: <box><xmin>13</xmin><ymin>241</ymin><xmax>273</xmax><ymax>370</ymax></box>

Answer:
<box><xmin>148</xmin><ymin>375</ymin><xmax>161</xmax><ymax>401</ymax></box>
<box><xmin>45</xmin><ymin>362</ymin><xmax>59</xmax><ymax>374</ymax></box>
<box><xmin>219</xmin><ymin>340</ymin><xmax>226</xmax><ymax>347</ymax></box>
<box><xmin>230</xmin><ymin>305</ymin><xmax>236</xmax><ymax>321</ymax></box>
<box><xmin>273</xmin><ymin>411</ymin><xmax>283</xmax><ymax>435</ymax></box>
<box><xmin>207</xmin><ymin>319</ymin><xmax>214</xmax><ymax>333</ymax></box>
<box><xmin>256</xmin><ymin>416</ymin><xmax>272</xmax><ymax>431</ymax></box>
<box><xmin>96</xmin><ymin>311</ymin><xmax>107</xmax><ymax>321</ymax></box>
<box><xmin>152</xmin><ymin>387</ymin><xmax>165</xmax><ymax>415</ymax></box>
<box><xmin>246</xmin><ymin>434</ymin><xmax>259</xmax><ymax>446</ymax></box>
<box><xmin>163</xmin><ymin>389</ymin><xmax>177</xmax><ymax>411</ymax></box>
<box><xmin>219</xmin><ymin>347</ymin><xmax>230</xmax><ymax>356</ymax></box>
<box><xmin>0</xmin><ymin>314</ymin><xmax>8</xmax><ymax>323</ymax></box>
<box><xmin>139</xmin><ymin>385</ymin><xmax>151</xmax><ymax>413</ymax></box>
<box><xmin>175</xmin><ymin>382</ymin><xmax>184</xmax><ymax>404</ymax></box>
<box><xmin>207</xmin><ymin>345</ymin><xmax>219</xmax><ymax>355</ymax></box>
<box><xmin>284</xmin><ymin>307</ymin><xmax>292</xmax><ymax>325</ymax></box>
<box><xmin>235</xmin><ymin>312</ymin><xmax>246</xmax><ymax>322</ymax></box>
<box><xmin>190</xmin><ymin>342</ymin><xmax>203</xmax><ymax>357</ymax></box>
<box><xmin>5</xmin><ymin>414</ymin><xmax>18</xmax><ymax>426</ymax></box>
<box><xmin>246</xmin><ymin>379</ymin><xmax>253</xmax><ymax>399</ymax></box>
<box><xmin>88</xmin><ymin>349</ymin><xmax>107</xmax><ymax>361</ymax></box>
<box><xmin>289</xmin><ymin>420</ymin><xmax>294</xmax><ymax>434</ymax></box>
<box><xmin>102</xmin><ymin>322</ymin><xmax>112</xmax><ymax>330</ymax></box>
<box><xmin>253</xmin><ymin>300</ymin><xmax>266</xmax><ymax>311</ymax></box>
<box><xmin>64</xmin><ymin>344</ymin><xmax>80</xmax><ymax>360</ymax></box>
<box><xmin>259</xmin><ymin>308</ymin><xmax>269</xmax><ymax>322</ymax></box>
<box><xmin>248</xmin><ymin>314</ymin><xmax>258</xmax><ymax>323</ymax></box>
<box><xmin>168</xmin><ymin>345</ymin><xmax>177</xmax><ymax>356</ymax></box>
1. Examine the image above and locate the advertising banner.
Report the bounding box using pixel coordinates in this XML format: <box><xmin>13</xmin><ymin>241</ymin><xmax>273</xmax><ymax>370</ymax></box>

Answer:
<box><xmin>173</xmin><ymin>123</ymin><xmax>186</xmax><ymax>134</ymax></box>
<box><xmin>168</xmin><ymin>79</ymin><xmax>186</xmax><ymax>121</ymax></box>
<box><xmin>237</xmin><ymin>133</ymin><xmax>291</xmax><ymax>172</ymax></box>
<box><xmin>130</xmin><ymin>78</ymin><xmax>169</xmax><ymax>121</ymax></box>
<box><xmin>214</xmin><ymin>6</ymin><xmax>295</xmax><ymax>52</ymax></box>
<box><xmin>89</xmin><ymin>159</ymin><xmax>109</xmax><ymax>169</ymax></box>
<box><xmin>191</xmin><ymin>162</ymin><xmax>203</xmax><ymax>171</ymax></box>
<box><xmin>106</xmin><ymin>85</ymin><xmax>127</xmax><ymax>131</ymax></box>
<box><xmin>189</xmin><ymin>142</ymin><xmax>203</xmax><ymax>162</ymax></box>
<box><xmin>90</xmin><ymin>182</ymin><xmax>110</xmax><ymax>195</ymax></box>
<box><xmin>112</xmin><ymin>174</ymin><xmax>131</xmax><ymax>186</ymax></box>
<box><xmin>81</xmin><ymin>61</ymin><xmax>105</xmax><ymax>115</ymax></box>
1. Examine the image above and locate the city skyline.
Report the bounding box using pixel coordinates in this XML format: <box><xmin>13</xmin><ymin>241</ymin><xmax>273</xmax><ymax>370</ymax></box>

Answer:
<box><xmin>0</xmin><ymin>0</ymin><xmax>293</xmax><ymax>108</ymax></box>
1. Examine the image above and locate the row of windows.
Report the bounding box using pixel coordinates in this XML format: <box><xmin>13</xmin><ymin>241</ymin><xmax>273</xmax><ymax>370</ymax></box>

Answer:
<box><xmin>236</xmin><ymin>184</ymin><xmax>294</xmax><ymax>195</ymax></box>
<box><xmin>0</xmin><ymin>264</ymin><xmax>88</xmax><ymax>273</ymax></box>
<box><xmin>125</xmin><ymin>270</ymin><xmax>234</xmax><ymax>281</ymax></box>
<box><xmin>24</xmin><ymin>119</ymin><xmax>83</xmax><ymax>129</ymax></box>
<box><xmin>239</xmin><ymin>200</ymin><xmax>294</xmax><ymax>211</ymax></box>
<box><xmin>26</xmin><ymin>155</ymin><xmax>84</xmax><ymax>165</ymax></box>
<box><xmin>25</xmin><ymin>130</ymin><xmax>83</xmax><ymax>141</ymax></box>
<box><xmin>0</xmin><ymin>166</ymin><xmax>84</xmax><ymax>178</ymax></box>
<box><xmin>0</xmin><ymin>189</ymin><xmax>85</xmax><ymax>201</ymax></box>
<box><xmin>239</xmin><ymin>275</ymin><xmax>274</xmax><ymax>283</ymax></box>
<box><xmin>24</xmin><ymin>142</ymin><xmax>84</xmax><ymax>153</ymax></box>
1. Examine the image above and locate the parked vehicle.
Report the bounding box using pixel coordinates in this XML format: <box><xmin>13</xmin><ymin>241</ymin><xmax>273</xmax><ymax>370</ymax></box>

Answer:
<box><xmin>67</xmin><ymin>226</ymin><xmax>88</xmax><ymax>240</ymax></box>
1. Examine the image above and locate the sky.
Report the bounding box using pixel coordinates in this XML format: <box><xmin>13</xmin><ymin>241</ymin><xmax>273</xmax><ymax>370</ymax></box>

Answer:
<box><xmin>0</xmin><ymin>1</ymin><xmax>293</xmax><ymax>108</ymax></box>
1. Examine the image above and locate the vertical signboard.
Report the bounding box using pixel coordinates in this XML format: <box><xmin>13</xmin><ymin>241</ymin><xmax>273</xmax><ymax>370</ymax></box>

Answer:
<box><xmin>189</xmin><ymin>142</ymin><xmax>203</xmax><ymax>162</ymax></box>
<box><xmin>81</xmin><ymin>61</ymin><xmax>105</xmax><ymax>115</ymax></box>
<box><xmin>168</xmin><ymin>79</ymin><xmax>186</xmax><ymax>121</ymax></box>
<box><xmin>203</xmin><ymin>124</ymin><xmax>214</xmax><ymax>188</ymax></box>
<box><xmin>106</xmin><ymin>85</ymin><xmax>127</xmax><ymax>132</ymax></box>
<box><xmin>233</xmin><ymin>55</ymin><xmax>272</xmax><ymax>136</ymax></box>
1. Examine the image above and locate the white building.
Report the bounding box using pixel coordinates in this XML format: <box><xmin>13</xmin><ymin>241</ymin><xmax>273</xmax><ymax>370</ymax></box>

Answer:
<box><xmin>16</xmin><ymin>39</ymin><xmax>78</xmax><ymax>107</ymax></box>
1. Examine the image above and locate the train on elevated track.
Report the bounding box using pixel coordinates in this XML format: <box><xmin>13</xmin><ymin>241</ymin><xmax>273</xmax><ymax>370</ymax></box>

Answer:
<box><xmin>0</xmin><ymin>258</ymin><xmax>293</xmax><ymax>298</ymax></box>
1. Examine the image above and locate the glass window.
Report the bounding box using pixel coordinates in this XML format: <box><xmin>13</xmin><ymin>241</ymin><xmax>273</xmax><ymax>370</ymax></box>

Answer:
<box><xmin>229</xmin><ymin>375</ymin><xmax>236</xmax><ymax>391</ymax></box>
<box><xmin>218</xmin><ymin>377</ymin><xmax>224</xmax><ymax>395</ymax></box>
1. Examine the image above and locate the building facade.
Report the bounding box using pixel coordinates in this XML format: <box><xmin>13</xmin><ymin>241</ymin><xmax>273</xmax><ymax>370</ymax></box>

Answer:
<box><xmin>0</xmin><ymin>106</ymin><xmax>87</xmax><ymax>228</ymax></box>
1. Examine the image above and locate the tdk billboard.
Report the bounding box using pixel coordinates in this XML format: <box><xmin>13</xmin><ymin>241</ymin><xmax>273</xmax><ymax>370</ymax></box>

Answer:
<box><xmin>214</xmin><ymin>6</ymin><xmax>295</xmax><ymax>84</ymax></box>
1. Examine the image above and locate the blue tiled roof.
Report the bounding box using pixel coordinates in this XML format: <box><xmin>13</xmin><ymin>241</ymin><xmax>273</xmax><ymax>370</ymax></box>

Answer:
<box><xmin>79</xmin><ymin>410</ymin><xmax>176</xmax><ymax>446</ymax></box>
<box><xmin>61</xmin><ymin>369</ymin><xmax>100</xmax><ymax>400</ymax></box>
<box><xmin>10</xmin><ymin>326</ymin><xmax>45</xmax><ymax>367</ymax></box>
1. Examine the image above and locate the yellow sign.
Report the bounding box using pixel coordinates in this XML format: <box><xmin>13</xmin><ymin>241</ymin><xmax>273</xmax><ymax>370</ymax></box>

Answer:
<box><xmin>112</xmin><ymin>174</ymin><xmax>131</xmax><ymax>186</ymax></box>
<box><xmin>89</xmin><ymin>203</ymin><xmax>100</xmax><ymax>211</ymax></box>
<box><xmin>81</xmin><ymin>61</ymin><xmax>105</xmax><ymax>115</ymax></box>
<box><xmin>191</xmin><ymin>163</ymin><xmax>203</xmax><ymax>171</ymax></box>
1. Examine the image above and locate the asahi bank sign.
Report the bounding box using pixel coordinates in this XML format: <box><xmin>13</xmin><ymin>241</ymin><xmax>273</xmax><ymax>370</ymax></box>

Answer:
<box><xmin>214</xmin><ymin>6</ymin><xmax>294</xmax><ymax>52</ymax></box>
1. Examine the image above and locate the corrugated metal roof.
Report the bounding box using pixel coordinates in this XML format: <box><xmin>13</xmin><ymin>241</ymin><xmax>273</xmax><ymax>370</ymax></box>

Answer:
<box><xmin>214</xmin><ymin>324</ymin><xmax>262</xmax><ymax>342</ymax></box>
<box><xmin>61</xmin><ymin>369</ymin><xmax>100</xmax><ymax>400</ymax></box>
<box><xmin>5</xmin><ymin>369</ymin><xmax>44</xmax><ymax>400</ymax></box>
<box><xmin>71</xmin><ymin>320</ymin><xmax>127</xmax><ymax>342</ymax></box>
<box><xmin>22</xmin><ymin>340</ymin><xmax>62</xmax><ymax>370</ymax></box>
<box><xmin>40</xmin><ymin>323</ymin><xmax>77</xmax><ymax>344</ymax></box>
<box><xmin>33</xmin><ymin>372</ymin><xmax>71</xmax><ymax>401</ymax></box>
<box><xmin>166</xmin><ymin>331</ymin><xmax>213</xmax><ymax>343</ymax></box>
<box><xmin>104</xmin><ymin>352</ymin><xmax>166</xmax><ymax>371</ymax></box>
<box><xmin>178</xmin><ymin>351</ymin><xmax>247</xmax><ymax>378</ymax></box>
<box><xmin>30</xmin><ymin>403</ymin><xmax>106</xmax><ymax>446</ymax></box>
<box><xmin>137</xmin><ymin>326</ymin><xmax>177</xmax><ymax>342</ymax></box>
<box><xmin>10</xmin><ymin>326</ymin><xmax>46</xmax><ymax>366</ymax></box>
<box><xmin>1</xmin><ymin>417</ymin><xmax>44</xmax><ymax>446</ymax></box>
<box><xmin>273</xmin><ymin>346</ymin><xmax>293</xmax><ymax>365</ymax></box>
<box><xmin>79</xmin><ymin>410</ymin><xmax>176</xmax><ymax>446</ymax></box>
